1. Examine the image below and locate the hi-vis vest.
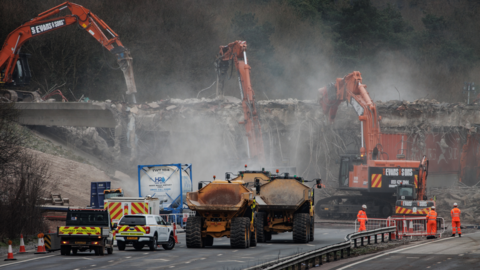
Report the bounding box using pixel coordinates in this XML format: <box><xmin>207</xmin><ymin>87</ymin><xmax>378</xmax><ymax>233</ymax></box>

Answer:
<box><xmin>357</xmin><ymin>210</ymin><xmax>368</xmax><ymax>221</ymax></box>
<box><xmin>451</xmin><ymin>208</ymin><xmax>461</xmax><ymax>221</ymax></box>
<box><xmin>427</xmin><ymin>210</ymin><xmax>437</xmax><ymax>221</ymax></box>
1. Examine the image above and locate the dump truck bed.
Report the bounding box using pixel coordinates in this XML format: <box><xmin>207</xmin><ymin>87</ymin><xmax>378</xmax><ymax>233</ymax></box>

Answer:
<box><xmin>186</xmin><ymin>180</ymin><xmax>253</xmax><ymax>212</ymax></box>
<box><xmin>256</xmin><ymin>179</ymin><xmax>311</xmax><ymax>211</ymax></box>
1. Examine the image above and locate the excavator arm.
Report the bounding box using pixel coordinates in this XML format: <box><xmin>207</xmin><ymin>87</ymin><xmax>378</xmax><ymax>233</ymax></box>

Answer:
<box><xmin>0</xmin><ymin>1</ymin><xmax>137</xmax><ymax>100</ymax></box>
<box><xmin>318</xmin><ymin>71</ymin><xmax>381</xmax><ymax>159</ymax></box>
<box><xmin>216</xmin><ymin>41</ymin><xmax>265</xmax><ymax>164</ymax></box>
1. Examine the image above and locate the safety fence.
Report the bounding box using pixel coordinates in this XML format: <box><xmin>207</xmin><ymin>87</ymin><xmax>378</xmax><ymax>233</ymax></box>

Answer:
<box><xmin>354</xmin><ymin>216</ymin><xmax>446</xmax><ymax>239</ymax></box>
<box><xmin>160</xmin><ymin>212</ymin><xmax>196</xmax><ymax>228</ymax></box>
<box><xmin>243</xmin><ymin>226</ymin><xmax>397</xmax><ymax>270</ymax></box>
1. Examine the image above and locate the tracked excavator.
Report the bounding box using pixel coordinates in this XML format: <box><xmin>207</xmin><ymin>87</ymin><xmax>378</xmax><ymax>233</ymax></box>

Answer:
<box><xmin>0</xmin><ymin>1</ymin><xmax>137</xmax><ymax>103</ymax></box>
<box><xmin>316</xmin><ymin>71</ymin><xmax>433</xmax><ymax>218</ymax></box>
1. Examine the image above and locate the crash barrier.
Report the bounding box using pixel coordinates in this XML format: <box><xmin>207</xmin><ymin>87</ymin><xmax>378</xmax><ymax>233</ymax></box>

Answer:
<box><xmin>243</xmin><ymin>226</ymin><xmax>397</xmax><ymax>270</ymax></box>
<box><xmin>354</xmin><ymin>217</ymin><xmax>446</xmax><ymax>239</ymax></box>
<box><xmin>160</xmin><ymin>212</ymin><xmax>196</xmax><ymax>228</ymax></box>
<box><xmin>44</xmin><ymin>233</ymin><xmax>61</xmax><ymax>251</ymax></box>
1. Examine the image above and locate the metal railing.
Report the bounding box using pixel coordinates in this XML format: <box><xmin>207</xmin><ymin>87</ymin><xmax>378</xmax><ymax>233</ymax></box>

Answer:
<box><xmin>354</xmin><ymin>217</ymin><xmax>396</xmax><ymax>232</ymax></box>
<box><xmin>243</xmin><ymin>225</ymin><xmax>397</xmax><ymax>270</ymax></box>
<box><xmin>389</xmin><ymin>216</ymin><xmax>445</xmax><ymax>238</ymax></box>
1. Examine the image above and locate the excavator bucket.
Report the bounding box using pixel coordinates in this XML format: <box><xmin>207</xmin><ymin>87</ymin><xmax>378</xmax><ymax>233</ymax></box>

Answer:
<box><xmin>117</xmin><ymin>50</ymin><xmax>137</xmax><ymax>101</ymax></box>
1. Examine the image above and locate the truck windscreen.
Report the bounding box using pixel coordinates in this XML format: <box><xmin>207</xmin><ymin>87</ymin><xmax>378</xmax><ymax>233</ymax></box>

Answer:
<box><xmin>66</xmin><ymin>212</ymin><xmax>109</xmax><ymax>226</ymax></box>
<box><xmin>119</xmin><ymin>216</ymin><xmax>146</xmax><ymax>226</ymax></box>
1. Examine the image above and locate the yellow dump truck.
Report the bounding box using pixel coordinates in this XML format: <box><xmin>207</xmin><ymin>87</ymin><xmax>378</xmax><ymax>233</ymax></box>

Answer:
<box><xmin>185</xmin><ymin>179</ymin><xmax>256</xmax><ymax>248</ymax></box>
<box><xmin>233</xmin><ymin>169</ymin><xmax>320</xmax><ymax>243</ymax></box>
<box><xmin>58</xmin><ymin>209</ymin><xmax>114</xmax><ymax>255</ymax></box>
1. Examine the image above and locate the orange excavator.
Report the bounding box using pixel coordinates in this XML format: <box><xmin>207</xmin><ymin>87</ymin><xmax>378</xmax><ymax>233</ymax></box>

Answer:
<box><xmin>215</xmin><ymin>41</ymin><xmax>265</xmax><ymax>164</ymax></box>
<box><xmin>0</xmin><ymin>1</ymin><xmax>137</xmax><ymax>102</ymax></box>
<box><xmin>316</xmin><ymin>71</ymin><xmax>432</xmax><ymax>218</ymax></box>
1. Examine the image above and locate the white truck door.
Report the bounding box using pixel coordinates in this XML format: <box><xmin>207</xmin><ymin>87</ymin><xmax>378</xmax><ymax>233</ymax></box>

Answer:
<box><xmin>155</xmin><ymin>216</ymin><xmax>169</xmax><ymax>241</ymax></box>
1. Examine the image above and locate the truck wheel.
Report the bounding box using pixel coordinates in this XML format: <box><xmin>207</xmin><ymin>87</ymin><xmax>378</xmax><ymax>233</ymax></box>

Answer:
<box><xmin>94</xmin><ymin>247</ymin><xmax>99</xmax><ymax>256</ymax></box>
<box><xmin>230</xmin><ymin>217</ymin><xmax>249</xmax><ymax>249</ymax></box>
<box><xmin>256</xmin><ymin>212</ymin><xmax>266</xmax><ymax>243</ymax></box>
<box><xmin>245</xmin><ymin>222</ymin><xmax>250</xmax><ymax>248</ymax></box>
<box><xmin>107</xmin><ymin>247</ymin><xmax>113</xmax><ymax>254</ymax></box>
<box><xmin>99</xmin><ymin>246</ymin><xmax>105</xmax><ymax>256</ymax></box>
<box><xmin>65</xmin><ymin>246</ymin><xmax>71</xmax><ymax>255</ymax></box>
<box><xmin>203</xmin><ymin>235</ymin><xmax>214</xmax><ymax>247</ymax></box>
<box><xmin>310</xmin><ymin>216</ymin><xmax>315</xmax><ymax>241</ymax></box>
<box><xmin>293</xmin><ymin>213</ymin><xmax>309</xmax><ymax>243</ymax></box>
<box><xmin>133</xmin><ymin>243</ymin><xmax>144</xmax><ymax>251</ymax></box>
<box><xmin>163</xmin><ymin>234</ymin><xmax>176</xmax><ymax>250</ymax></box>
<box><xmin>186</xmin><ymin>216</ymin><xmax>204</xmax><ymax>248</ymax></box>
<box><xmin>72</xmin><ymin>248</ymin><xmax>78</xmax><ymax>255</ymax></box>
<box><xmin>149</xmin><ymin>235</ymin><xmax>158</xmax><ymax>251</ymax></box>
<box><xmin>60</xmin><ymin>246</ymin><xmax>68</xmax><ymax>255</ymax></box>
<box><xmin>117</xmin><ymin>241</ymin><xmax>126</xmax><ymax>251</ymax></box>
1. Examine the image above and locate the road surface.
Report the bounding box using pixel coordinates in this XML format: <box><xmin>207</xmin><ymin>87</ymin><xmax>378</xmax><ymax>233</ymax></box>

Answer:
<box><xmin>325</xmin><ymin>232</ymin><xmax>480</xmax><ymax>270</ymax></box>
<box><xmin>0</xmin><ymin>227</ymin><xmax>350</xmax><ymax>270</ymax></box>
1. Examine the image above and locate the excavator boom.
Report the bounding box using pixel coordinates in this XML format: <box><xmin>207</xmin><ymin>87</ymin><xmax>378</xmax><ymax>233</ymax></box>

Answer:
<box><xmin>216</xmin><ymin>41</ymin><xmax>265</xmax><ymax>164</ymax></box>
<box><xmin>0</xmin><ymin>1</ymin><xmax>137</xmax><ymax>101</ymax></box>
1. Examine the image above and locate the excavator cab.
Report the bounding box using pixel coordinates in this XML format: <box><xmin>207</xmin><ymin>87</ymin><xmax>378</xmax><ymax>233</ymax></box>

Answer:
<box><xmin>396</xmin><ymin>184</ymin><xmax>416</xmax><ymax>201</ymax></box>
<box><xmin>338</xmin><ymin>154</ymin><xmax>365</xmax><ymax>187</ymax></box>
<box><xmin>1</xmin><ymin>53</ymin><xmax>32</xmax><ymax>87</ymax></box>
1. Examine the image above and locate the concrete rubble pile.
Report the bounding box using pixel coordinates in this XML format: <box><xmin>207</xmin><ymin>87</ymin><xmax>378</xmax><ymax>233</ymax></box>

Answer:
<box><xmin>431</xmin><ymin>186</ymin><xmax>480</xmax><ymax>224</ymax></box>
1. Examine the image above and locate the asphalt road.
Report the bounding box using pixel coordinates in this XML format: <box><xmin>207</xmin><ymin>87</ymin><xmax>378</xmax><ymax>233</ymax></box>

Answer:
<box><xmin>326</xmin><ymin>232</ymin><xmax>480</xmax><ymax>270</ymax></box>
<box><xmin>0</xmin><ymin>227</ymin><xmax>350</xmax><ymax>270</ymax></box>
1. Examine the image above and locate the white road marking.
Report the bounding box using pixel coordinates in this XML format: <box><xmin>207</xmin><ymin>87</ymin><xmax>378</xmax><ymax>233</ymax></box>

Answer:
<box><xmin>0</xmin><ymin>255</ymin><xmax>56</xmax><ymax>267</ymax></box>
<box><xmin>108</xmin><ymin>260</ymin><xmax>114</xmax><ymax>262</ymax></box>
<box><xmin>200</xmin><ymin>258</ymin><xmax>206</xmax><ymax>260</ymax></box>
<box><xmin>337</xmin><ymin>236</ymin><xmax>457</xmax><ymax>269</ymax></box>
<box><xmin>169</xmin><ymin>266</ymin><xmax>175</xmax><ymax>268</ymax></box>
<box><xmin>218</xmin><ymin>260</ymin><xmax>245</xmax><ymax>263</ymax></box>
<box><xmin>144</xmin><ymin>253</ymin><xmax>149</xmax><ymax>254</ymax></box>
<box><xmin>241</xmin><ymin>257</ymin><xmax>254</xmax><ymax>258</ymax></box>
<box><xmin>217</xmin><ymin>254</ymin><xmax>222</xmax><ymax>256</ymax></box>
<box><xmin>459</xmin><ymin>254</ymin><xmax>464</xmax><ymax>256</ymax></box>
<box><xmin>407</xmin><ymin>257</ymin><xmax>419</xmax><ymax>259</ymax></box>
<box><xmin>232</xmin><ymin>250</ymin><xmax>238</xmax><ymax>252</ymax></box>
<box><xmin>307</xmin><ymin>244</ymin><xmax>315</xmax><ymax>246</ymax></box>
<box><xmin>155</xmin><ymin>259</ymin><xmax>170</xmax><ymax>261</ymax></box>
<box><xmin>91</xmin><ymin>265</ymin><xmax>96</xmax><ymax>267</ymax></box>
<box><xmin>125</xmin><ymin>256</ymin><xmax>131</xmax><ymax>259</ymax></box>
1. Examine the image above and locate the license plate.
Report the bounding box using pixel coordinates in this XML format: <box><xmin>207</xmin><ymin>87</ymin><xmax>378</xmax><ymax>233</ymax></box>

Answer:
<box><xmin>75</xmin><ymin>241</ymin><xmax>86</xmax><ymax>244</ymax></box>
<box><xmin>127</xmin><ymin>237</ymin><xmax>138</xmax><ymax>240</ymax></box>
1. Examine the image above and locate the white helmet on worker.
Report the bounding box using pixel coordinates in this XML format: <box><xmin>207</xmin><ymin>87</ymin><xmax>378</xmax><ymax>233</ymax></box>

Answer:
<box><xmin>362</xmin><ymin>204</ymin><xmax>367</xmax><ymax>209</ymax></box>
<box><xmin>453</xmin><ymin>203</ymin><xmax>458</xmax><ymax>207</ymax></box>
<box><xmin>431</xmin><ymin>206</ymin><xmax>435</xmax><ymax>209</ymax></box>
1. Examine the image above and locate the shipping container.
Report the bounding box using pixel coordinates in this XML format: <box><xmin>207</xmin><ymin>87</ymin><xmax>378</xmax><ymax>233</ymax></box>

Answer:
<box><xmin>90</xmin><ymin>181</ymin><xmax>111</xmax><ymax>209</ymax></box>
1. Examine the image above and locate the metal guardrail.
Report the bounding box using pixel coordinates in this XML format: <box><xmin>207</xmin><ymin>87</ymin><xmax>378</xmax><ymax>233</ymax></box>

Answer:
<box><xmin>243</xmin><ymin>226</ymin><xmax>396</xmax><ymax>270</ymax></box>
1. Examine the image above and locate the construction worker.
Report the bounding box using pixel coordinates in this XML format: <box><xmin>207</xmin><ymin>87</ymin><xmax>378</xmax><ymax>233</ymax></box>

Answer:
<box><xmin>451</xmin><ymin>203</ymin><xmax>461</xmax><ymax>237</ymax></box>
<box><xmin>357</xmin><ymin>204</ymin><xmax>368</xmax><ymax>232</ymax></box>
<box><xmin>426</xmin><ymin>206</ymin><xmax>437</xmax><ymax>237</ymax></box>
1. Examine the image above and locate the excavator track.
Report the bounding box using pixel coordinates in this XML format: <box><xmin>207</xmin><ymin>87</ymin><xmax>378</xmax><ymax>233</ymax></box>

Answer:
<box><xmin>316</xmin><ymin>194</ymin><xmax>395</xmax><ymax>219</ymax></box>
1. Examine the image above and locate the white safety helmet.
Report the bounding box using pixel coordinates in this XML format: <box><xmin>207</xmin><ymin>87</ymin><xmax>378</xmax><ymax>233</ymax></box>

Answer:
<box><xmin>431</xmin><ymin>206</ymin><xmax>435</xmax><ymax>209</ymax></box>
<box><xmin>453</xmin><ymin>203</ymin><xmax>458</xmax><ymax>207</ymax></box>
<box><xmin>362</xmin><ymin>204</ymin><xmax>367</xmax><ymax>209</ymax></box>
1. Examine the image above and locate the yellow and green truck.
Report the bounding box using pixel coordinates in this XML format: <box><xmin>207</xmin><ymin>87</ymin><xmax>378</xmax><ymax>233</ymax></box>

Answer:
<box><xmin>57</xmin><ymin>208</ymin><xmax>114</xmax><ymax>255</ymax></box>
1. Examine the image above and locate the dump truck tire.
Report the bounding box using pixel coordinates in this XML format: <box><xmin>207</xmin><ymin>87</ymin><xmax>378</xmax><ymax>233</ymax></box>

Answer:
<box><xmin>231</xmin><ymin>217</ymin><xmax>249</xmax><ymax>249</ymax></box>
<box><xmin>293</xmin><ymin>213</ymin><xmax>309</xmax><ymax>243</ymax></box>
<box><xmin>186</xmin><ymin>216</ymin><xmax>204</xmax><ymax>248</ymax></box>
<box><xmin>310</xmin><ymin>216</ymin><xmax>314</xmax><ymax>241</ymax></box>
<box><xmin>256</xmin><ymin>212</ymin><xmax>266</xmax><ymax>243</ymax></box>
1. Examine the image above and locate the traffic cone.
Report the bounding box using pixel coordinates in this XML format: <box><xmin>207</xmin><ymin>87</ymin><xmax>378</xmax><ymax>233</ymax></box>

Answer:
<box><xmin>4</xmin><ymin>240</ymin><xmax>17</xmax><ymax>261</ymax></box>
<box><xmin>34</xmin><ymin>233</ymin><xmax>48</xmax><ymax>254</ymax></box>
<box><xmin>19</xmin><ymin>234</ymin><xmax>26</xmax><ymax>253</ymax></box>
<box><xmin>173</xmin><ymin>223</ymin><xmax>179</xmax><ymax>244</ymax></box>
<box><xmin>409</xmin><ymin>221</ymin><xmax>414</xmax><ymax>233</ymax></box>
